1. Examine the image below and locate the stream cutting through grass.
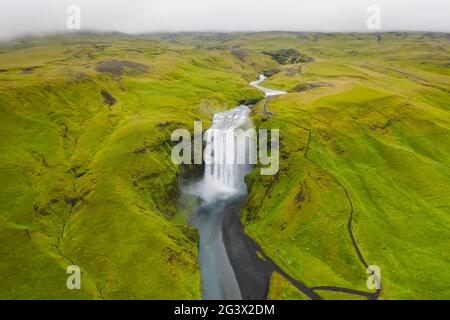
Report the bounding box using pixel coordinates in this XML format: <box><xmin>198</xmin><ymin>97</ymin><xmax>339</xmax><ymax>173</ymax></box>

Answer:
<box><xmin>189</xmin><ymin>105</ymin><xmax>252</xmax><ymax>300</ymax></box>
<box><xmin>183</xmin><ymin>75</ymin><xmax>381</xmax><ymax>300</ymax></box>
<box><xmin>185</xmin><ymin>75</ymin><xmax>287</xmax><ymax>299</ymax></box>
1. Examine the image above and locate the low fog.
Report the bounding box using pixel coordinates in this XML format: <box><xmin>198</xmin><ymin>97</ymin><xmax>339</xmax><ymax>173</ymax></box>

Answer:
<box><xmin>0</xmin><ymin>0</ymin><xmax>449</xmax><ymax>40</ymax></box>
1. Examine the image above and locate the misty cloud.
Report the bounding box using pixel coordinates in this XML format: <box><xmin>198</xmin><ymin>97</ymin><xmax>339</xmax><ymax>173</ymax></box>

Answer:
<box><xmin>0</xmin><ymin>0</ymin><xmax>449</xmax><ymax>40</ymax></box>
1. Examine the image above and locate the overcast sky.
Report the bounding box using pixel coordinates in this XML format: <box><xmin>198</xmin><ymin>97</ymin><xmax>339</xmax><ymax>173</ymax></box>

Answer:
<box><xmin>0</xmin><ymin>0</ymin><xmax>449</xmax><ymax>40</ymax></box>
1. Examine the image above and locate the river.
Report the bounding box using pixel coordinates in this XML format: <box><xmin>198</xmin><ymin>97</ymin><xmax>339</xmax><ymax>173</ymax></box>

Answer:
<box><xmin>186</xmin><ymin>74</ymin><xmax>380</xmax><ymax>301</ymax></box>
<box><xmin>189</xmin><ymin>75</ymin><xmax>286</xmax><ymax>300</ymax></box>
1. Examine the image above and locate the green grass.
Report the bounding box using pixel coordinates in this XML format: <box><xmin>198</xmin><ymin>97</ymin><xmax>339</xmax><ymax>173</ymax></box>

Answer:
<box><xmin>267</xmin><ymin>272</ymin><xmax>310</xmax><ymax>300</ymax></box>
<box><xmin>0</xmin><ymin>34</ymin><xmax>270</xmax><ymax>299</ymax></box>
<box><xmin>0</xmin><ymin>32</ymin><xmax>449</xmax><ymax>299</ymax></box>
<box><xmin>238</xmin><ymin>32</ymin><xmax>450</xmax><ymax>299</ymax></box>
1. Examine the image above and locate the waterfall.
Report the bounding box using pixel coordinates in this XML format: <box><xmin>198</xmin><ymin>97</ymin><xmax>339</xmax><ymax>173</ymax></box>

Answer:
<box><xmin>195</xmin><ymin>105</ymin><xmax>252</xmax><ymax>202</ymax></box>
<box><xmin>187</xmin><ymin>105</ymin><xmax>253</xmax><ymax>300</ymax></box>
<box><xmin>186</xmin><ymin>75</ymin><xmax>287</xmax><ymax>300</ymax></box>
<box><xmin>186</xmin><ymin>75</ymin><xmax>286</xmax><ymax>300</ymax></box>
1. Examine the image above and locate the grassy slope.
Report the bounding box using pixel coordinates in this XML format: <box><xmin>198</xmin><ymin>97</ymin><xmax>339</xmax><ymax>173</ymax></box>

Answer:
<box><xmin>0</xmin><ymin>32</ymin><xmax>449</xmax><ymax>300</ymax></box>
<box><xmin>234</xmin><ymin>32</ymin><xmax>450</xmax><ymax>299</ymax></box>
<box><xmin>0</xmin><ymin>34</ymin><xmax>273</xmax><ymax>299</ymax></box>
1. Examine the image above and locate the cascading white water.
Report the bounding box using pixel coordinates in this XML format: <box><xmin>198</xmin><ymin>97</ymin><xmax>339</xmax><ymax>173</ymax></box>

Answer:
<box><xmin>192</xmin><ymin>75</ymin><xmax>285</xmax><ymax>203</ymax></box>
<box><xmin>189</xmin><ymin>75</ymin><xmax>286</xmax><ymax>300</ymax></box>
<box><xmin>196</xmin><ymin>105</ymin><xmax>252</xmax><ymax>202</ymax></box>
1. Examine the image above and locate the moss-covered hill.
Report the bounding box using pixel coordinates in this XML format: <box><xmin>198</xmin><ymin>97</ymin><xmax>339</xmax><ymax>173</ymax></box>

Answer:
<box><xmin>0</xmin><ymin>34</ymin><xmax>273</xmax><ymax>299</ymax></box>
<box><xmin>0</xmin><ymin>32</ymin><xmax>449</xmax><ymax>300</ymax></box>
<box><xmin>236</xmin><ymin>32</ymin><xmax>450</xmax><ymax>299</ymax></box>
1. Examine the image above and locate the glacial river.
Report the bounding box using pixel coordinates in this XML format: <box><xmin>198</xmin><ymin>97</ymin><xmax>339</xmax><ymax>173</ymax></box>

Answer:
<box><xmin>190</xmin><ymin>75</ymin><xmax>286</xmax><ymax>300</ymax></box>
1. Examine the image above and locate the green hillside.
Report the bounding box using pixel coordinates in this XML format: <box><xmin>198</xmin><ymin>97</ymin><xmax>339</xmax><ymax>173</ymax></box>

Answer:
<box><xmin>0</xmin><ymin>32</ymin><xmax>449</xmax><ymax>299</ymax></box>
<box><xmin>0</xmin><ymin>34</ymin><xmax>271</xmax><ymax>299</ymax></box>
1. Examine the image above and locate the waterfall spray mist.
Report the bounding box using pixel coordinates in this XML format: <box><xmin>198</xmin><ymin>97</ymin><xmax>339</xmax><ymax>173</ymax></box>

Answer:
<box><xmin>192</xmin><ymin>105</ymin><xmax>253</xmax><ymax>202</ymax></box>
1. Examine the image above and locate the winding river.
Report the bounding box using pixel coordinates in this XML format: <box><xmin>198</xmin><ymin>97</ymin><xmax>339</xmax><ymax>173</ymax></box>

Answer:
<box><xmin>249</xmin><ymin>74</ymin><xmax>287</xmax><ymax>96</ymax></box>
<box><xmin>189</xmin><ymin>75</ymin><xmax>286</xmax><ymax>300</ymax></box>
<box><xmin>186</xmin><ymin>74</ymin><xmax>380</xmax><ymax>300</ymax></box>
<box><xmin>190</xmin><ymin>106</ymin><xmax>252</xmax><ymax>300</ymax></box>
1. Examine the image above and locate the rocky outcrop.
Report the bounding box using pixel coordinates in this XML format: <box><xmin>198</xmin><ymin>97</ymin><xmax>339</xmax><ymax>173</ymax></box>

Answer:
<box><xmin>263</xmin><ymin>49</ymin><xmax>313</xmax><ymax>65</ymax></box>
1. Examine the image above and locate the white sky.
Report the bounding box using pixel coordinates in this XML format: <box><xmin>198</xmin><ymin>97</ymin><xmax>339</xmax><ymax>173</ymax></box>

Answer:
<box><xmin>0</xmin><ymin>0</ymin><xmax>449</xmax><ymax>40</ymax></box>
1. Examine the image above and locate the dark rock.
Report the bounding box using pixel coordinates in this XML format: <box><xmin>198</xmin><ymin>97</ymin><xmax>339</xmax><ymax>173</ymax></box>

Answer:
<box><xmin>238</xmin><ymin>97</ymin><xmax>261</xmax><ymax>106</ymax></box>
<box><xmin>33</xmin><ymin>204</ymin><xmax>50</xmax><ymax>216</ymax></box>
<box><xmin>133</xmin><ymin>146</ymin><xmax>147</xmax><ymax>154</ymax></box>
<box><xmin>101</xmin><ymin>90</ymin><xmax>117</xmax><ymax>106</ymax></box>
<box><xmin>21</xmin><ymin>66</ymin><xmax>36</xmax><ymax>72</ymax></box>
<box><xmin>64</xmin><ymin>196</ymin><xmax>78</xmax><ymax>206</ymax></box>
<box><xmin>290</xmin><ymin>82</ymin><xmax>331</xmax><ymax>93</ymax></box>
<box><xmin>263</xmin><ymin>49</ymin><xmax>313</xmax><ymax>65</ymax></box>
<box><xmin>181</xmin><ymin>226</ymin><xmax>200</xmax><ymax>243</ymax></box>
<box><xmin>262</xmin><ymin>69</ymin><xmax>280</xmax><ymax>77</ymax></box>
<box><xmin>96</xmin><ymin>60</ymin><xmax>150</xmax><ymax>77</ymax></box>
<box><xmin>369</xmin><ymin>118</ymin><xmax>400</xmax><ymax>131</ymax></box>
<box><xmin>75</xmin><ymin>171</ymin><xmax>86</xmax><ymax>178</ymax></box>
